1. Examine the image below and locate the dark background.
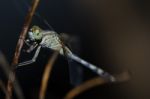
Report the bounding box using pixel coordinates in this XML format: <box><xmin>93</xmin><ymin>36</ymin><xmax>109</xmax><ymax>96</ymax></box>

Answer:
<box><xmin>1</xmin><ymin>0</ymin><xmax>150</xmax><ymax>99</ymax></box>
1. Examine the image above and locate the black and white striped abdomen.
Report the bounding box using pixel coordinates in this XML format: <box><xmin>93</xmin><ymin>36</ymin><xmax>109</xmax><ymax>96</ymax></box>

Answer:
<box><xmin>68</xmin><ymin>53</ymin><xmax>116</xmax><ymax>82</ymax></box>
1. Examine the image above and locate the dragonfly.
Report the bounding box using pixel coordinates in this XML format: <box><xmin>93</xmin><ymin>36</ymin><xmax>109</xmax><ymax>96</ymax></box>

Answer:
<box><xmin>16</xmin><ymin>25</ymin><xmax>116</xmax><ymax>86</ymax></box>
<box><xmin>12</xmin><ymin>0</ymin><xmax>116</xmax><ymax>86</ymax></box>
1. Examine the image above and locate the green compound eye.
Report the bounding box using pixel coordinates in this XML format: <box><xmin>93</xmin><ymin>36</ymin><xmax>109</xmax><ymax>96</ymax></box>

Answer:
<box><xmin>30</xmin><ymin>25</ymin><xmax>43</xmax><ymax>40</ymax></box>
<box><xmin>33</xmin><ymin>31</ymin><xmax>42</xmax><ymax>40</ymax></box>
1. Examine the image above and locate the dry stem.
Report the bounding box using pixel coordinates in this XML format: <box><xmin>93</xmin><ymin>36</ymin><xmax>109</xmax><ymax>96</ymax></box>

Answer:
<box><xmin>6</xmin><ymin>0</ymin><xmax>41</xmax><ymax>98</ymax></box>
<box><xmin>64</xmin><ymin>71</ymin><xmax>130</xmax><ymax>99</ymax></box>
<box><xmin>39</xmin><ymin>50</ymin><xmax>60</xmax><ymax>99</ymax></box>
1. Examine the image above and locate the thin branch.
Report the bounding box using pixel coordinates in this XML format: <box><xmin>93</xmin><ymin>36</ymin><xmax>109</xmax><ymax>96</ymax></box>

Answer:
<box><xmin>64</xmin><ymin>77</ymin><xmax>106</xmax><ymax>99</ymax></box>
<box><xmin>6</xmin><ymin>0</ymin><xmax>41</xmax><ymax>98</ymax></box>
<box><xmin>12</xmin><ymin>0</ymin><xmax>41</xmax><ymax>65</ymax></box>
<box><xmin>0</xmin><ymin>79</ymin><xmax>10</xmax><ymax>99</ymax></box>
<box><xmin>64</xmin><ymin>71</ymin><xmax>130</xmax><ymax>99</ymax></box>
<box><xmin>39</xmin><ymin>49</ymin><xmax>60</xmax><ymax>99</ymax></box>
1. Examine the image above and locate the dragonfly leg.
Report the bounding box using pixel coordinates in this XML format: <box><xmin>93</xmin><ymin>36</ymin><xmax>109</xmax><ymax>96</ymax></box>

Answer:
<box><xmin>17</xmin><ymin>46</ymin><xmax>41</xmax><ymax>67</ymax></box>
<box><xmin>24</xmin><ymin>39</ymin><xmax>31</xmax><ymax>47</ymax></box>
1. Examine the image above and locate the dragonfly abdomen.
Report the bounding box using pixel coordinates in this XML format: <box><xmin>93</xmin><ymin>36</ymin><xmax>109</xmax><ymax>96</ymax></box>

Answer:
<box><xmin>68</xmin><ymin>53</ymin><xmax>116</xmax><ymax>82</ymax></box>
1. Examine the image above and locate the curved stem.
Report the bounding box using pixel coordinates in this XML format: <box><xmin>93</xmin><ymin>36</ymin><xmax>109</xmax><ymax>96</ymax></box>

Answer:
<box><xmin>39</xmin><ymin>49</ymin><xmax>60</xmax><ymax>99</ymax></box>
<box><xmin>64</xmin><ymin>71</ymin><xmax>130</xmax><ymax>99</ymax></box>
<box><xmin>6</xmin><ymin>0</ymin><xmax>41</xmax><ymax>98</ymax></box>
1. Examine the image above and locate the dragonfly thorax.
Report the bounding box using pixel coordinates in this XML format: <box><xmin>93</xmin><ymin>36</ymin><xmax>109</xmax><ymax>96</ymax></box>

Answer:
<box><xmin>40</xmin><ymin>33</ymin><xmax>62</xmax><ymax>50</ymax></box>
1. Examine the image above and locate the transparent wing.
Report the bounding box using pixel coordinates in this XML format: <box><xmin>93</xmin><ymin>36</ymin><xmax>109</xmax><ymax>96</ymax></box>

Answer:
<box><xmin>67</xmin><ymin>55</ymin><xmax>83</xmax><ymax>86</ymax></box>
<box><xmin>61</xmin><ymin>34</ymin><xmax>84</xmax><ymax>86</ymax></box>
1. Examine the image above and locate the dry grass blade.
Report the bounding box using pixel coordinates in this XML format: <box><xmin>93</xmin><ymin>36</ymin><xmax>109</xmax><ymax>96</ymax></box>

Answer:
<box><xmin>64</xmin><ymin>71</ymin><xmax>130</xmax><ymax>99</ymax></box>
<box><xmin>0</xmin><ymin>80</ymin><xmax>10</xmax><ymax>99</ymax></box>
<box><xmin>39</xmin><ymin>49</ymin><xmax>60</xmax><ymax>99</ymax></box>
<box><xmin>6</xmin><ymin>0</ymin><xmax>41</xmax><ymax>98</ymax></box>
<box><xmin>64</xmin><ymin>77</ymin><xmax>106</xmax><ymax>99</ymax></box>
<box><xmin>0</xmin><ymin>51</ymin><xmax>24</xmax><ymax>99</ymax></box>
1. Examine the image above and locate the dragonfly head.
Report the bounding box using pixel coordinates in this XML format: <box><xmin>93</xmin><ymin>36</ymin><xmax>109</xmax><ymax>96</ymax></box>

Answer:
<box><xmin>28</xmin><ymin>25</ymin><xmax>43</xmax><ymax>41</ymax></box>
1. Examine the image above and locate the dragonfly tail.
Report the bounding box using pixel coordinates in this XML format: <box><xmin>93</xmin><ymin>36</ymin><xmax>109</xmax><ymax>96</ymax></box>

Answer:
<box><xmin>68</xmin><ymin>53</ymin><xmax>116</xmax><ymax>82</ymax></box>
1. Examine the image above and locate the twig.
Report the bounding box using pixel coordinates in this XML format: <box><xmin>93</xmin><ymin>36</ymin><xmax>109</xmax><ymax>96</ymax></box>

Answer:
<box><xmin>0</xmin><ymin>51</ymin><xmax>24</xmax><ymax>99</ymax></box>
<box><xmin>39</xmin><ymin>49</ymin><xmax>60</xmax><ymax>99</ymax></box>
<box><xmin>64</xmin><ymin>71</ymin><xmax>130</xmax><ymax>99</ymax></box>
<box><xmin>0</xmin><ymin>80</ymin><xmax>10</xmax><ymax>99</ymax></box>
<box><xmin>64</xmin><ymin>77</ymin><xmax>106</xmax><ymax>99</ymax></box>
<box><xmin>6</xmin><ymin>0</ymin><xmax>41</xmax><ymax>98</ymax></box>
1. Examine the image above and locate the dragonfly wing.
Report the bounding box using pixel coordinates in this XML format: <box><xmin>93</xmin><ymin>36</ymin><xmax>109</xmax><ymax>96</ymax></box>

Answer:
<box><xmin>67</xmin><ymin>57</ymin><xmax>83</xmax><ymax>86</ymax></box>
<box><xmin>60</xmin><ymin>34</ymin><xmax>84</xmax><ymax>86</ymax></box>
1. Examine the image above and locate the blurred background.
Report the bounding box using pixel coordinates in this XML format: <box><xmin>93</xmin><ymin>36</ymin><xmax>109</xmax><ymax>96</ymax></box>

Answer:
<box><xmin>0</xmin><ymin>0</ymin><xmax>150</xmax><ymax>99</ymax></box>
